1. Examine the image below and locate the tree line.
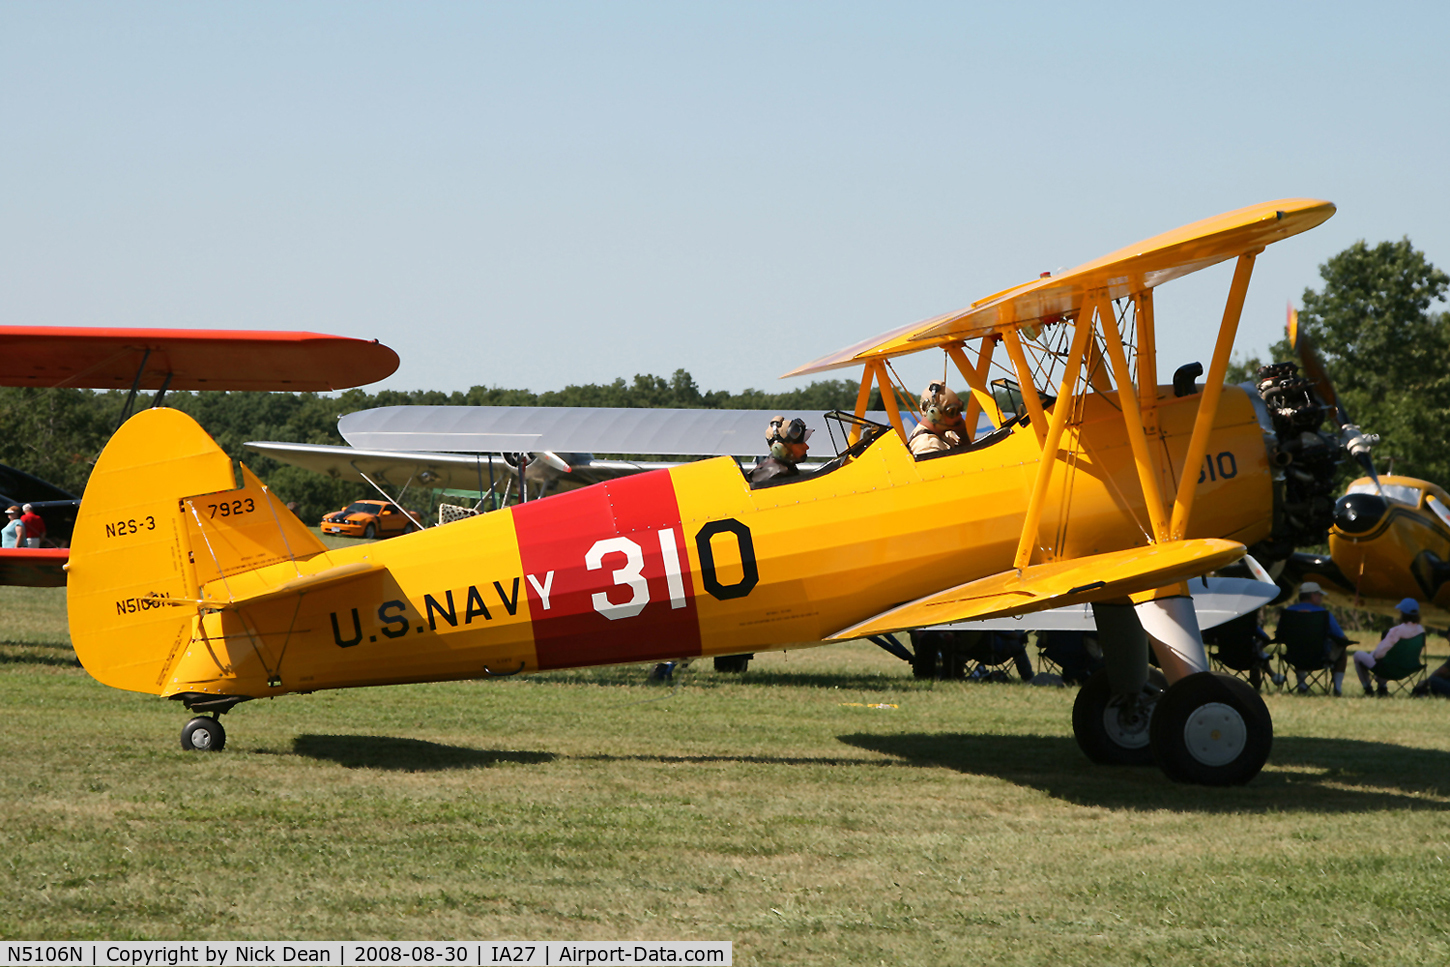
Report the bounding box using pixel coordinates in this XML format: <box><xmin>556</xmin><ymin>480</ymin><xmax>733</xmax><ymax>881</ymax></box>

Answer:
<box><xmin>1226</xmin><ymin>238</ymin><xmax>1450</xmax><ymax>487</ymax></box>
<box><xmin>0</xmin><ymin>369</ymin><xmax>875</xmax><ymax>523</ymax></box>
<box><xmin>5</xmin><ymin>237</ymin><xmax>1446</xmax><ymax>526</ymax></box>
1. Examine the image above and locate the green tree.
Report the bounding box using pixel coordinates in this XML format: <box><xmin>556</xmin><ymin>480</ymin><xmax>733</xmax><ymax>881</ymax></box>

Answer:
<box><xmin>1293</xmin><ymin>238</ymin><xmax>1450</xmax><ymax>482</ymax></box>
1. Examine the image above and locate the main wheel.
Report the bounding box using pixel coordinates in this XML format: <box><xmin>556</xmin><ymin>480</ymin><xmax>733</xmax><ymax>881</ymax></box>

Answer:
<box><xmin>1149</xmin><ymin>671</ymin><xmax>1272</xmax><ymax>785</ymax></box>
<box><xmin>180</xmin><ymin>716</ymin><xmax>226</xmax><ymax>752</ymax></box>
<box><xmin>363</xmin><ymin>523</ymin><xmax>377</xmax><ymax>539</ymax></box>
<box><xmin>713</xmin><ymin>654</ymin><xmax>752</xmax><ymax>674</ymax></box>
<box><xmin>1072</xmin><ymin>669</ymin><xmax>1167</xmax><ymax>766</ymax></box>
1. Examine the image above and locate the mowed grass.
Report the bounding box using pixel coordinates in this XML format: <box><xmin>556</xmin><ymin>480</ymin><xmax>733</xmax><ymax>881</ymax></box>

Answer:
<box><xmin>2</xmin><ymin>586</ymin><xmax>1448</xmax><ymax>966</ymax></box>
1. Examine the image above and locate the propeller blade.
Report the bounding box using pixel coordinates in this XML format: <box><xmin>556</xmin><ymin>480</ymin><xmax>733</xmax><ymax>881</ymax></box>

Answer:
<box><xmin>1289</xmin><ymin>303</ymin><xmax>1382</xmax><ymax>493</ymax></box>
<box><xmin>1288</xmin><ymin>304</ymin><xmax>1352</xmax><ymax>425</ymax></box>
<box><xmin>536</xmin><ymin>451</ymin><xmax>573</xmax><ymax>474</ymax></box>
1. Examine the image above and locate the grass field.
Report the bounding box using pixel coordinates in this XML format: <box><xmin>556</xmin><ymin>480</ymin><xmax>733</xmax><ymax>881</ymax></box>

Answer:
<box><xmin>2</xmin><ymin>584</ymin><xmax>1448</xmax><ymax>965</ymax></box>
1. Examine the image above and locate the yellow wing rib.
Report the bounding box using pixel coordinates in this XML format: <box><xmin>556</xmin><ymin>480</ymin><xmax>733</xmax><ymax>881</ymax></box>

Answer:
<box><xmin>784</xmin><ymin>198</ymin><xmax>1335</xmax><ymax>378</ymax></box>
<box><xmin>827</xmin><ymin>539</ymin><xmax>1246</xmax><ymax>640</ymax></box>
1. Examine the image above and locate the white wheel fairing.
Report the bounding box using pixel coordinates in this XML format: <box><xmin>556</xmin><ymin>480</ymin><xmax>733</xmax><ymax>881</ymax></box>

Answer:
<box><xmin>1181</xmin><ymin>701</ymin><xmax>1247</xmax><ymax>766</ymax></box>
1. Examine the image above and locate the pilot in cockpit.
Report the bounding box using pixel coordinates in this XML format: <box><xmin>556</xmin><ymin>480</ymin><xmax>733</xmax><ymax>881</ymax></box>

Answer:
<box><xmin>908</xmin><ymin>382</ymin><xmax>967</xmax><ymax>456</ymax></box>
<box><xmin>749</xmin><ymin>415</ymin><xmax>812</xmax><ymax>485</ymax></box>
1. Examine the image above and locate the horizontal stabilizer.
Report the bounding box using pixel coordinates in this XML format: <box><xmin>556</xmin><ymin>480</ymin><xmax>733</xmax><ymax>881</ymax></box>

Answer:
<box><xmin>828</xmin><ymin>539</ymin><xmax>1246</xmax><ymax>640</ymax></box>
<box><xmin>200</xmin><ymin>560</ymin><xmax>384</xmax><ymax>611</ymax></box>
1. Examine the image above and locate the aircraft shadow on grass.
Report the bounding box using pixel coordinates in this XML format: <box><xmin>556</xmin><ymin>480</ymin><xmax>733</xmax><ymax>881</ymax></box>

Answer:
<box><xmin>0</xmin><ymin>642</ymin><xmax>81</xmax><ymax>668</ymax></box>
<box><xmin>291</xmin><ymin>734</ymin><xmax>555</xmax><ymax>772</ymax></box>
<box><xmin>837</xmin><ymin>732</ymin><xmax>1450</xmax><ymax>814</ymax></box>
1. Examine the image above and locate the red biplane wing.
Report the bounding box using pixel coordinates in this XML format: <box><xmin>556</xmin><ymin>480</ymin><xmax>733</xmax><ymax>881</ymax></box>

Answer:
<box><xmin>0</xmin><ymin>548</ymin><xmax>69</xmax><ymax>588</ymax></box>
<box><xmin>0</xmin><ymin>327</ymin><xmax>399</xmax><ymax>392</ymax></box>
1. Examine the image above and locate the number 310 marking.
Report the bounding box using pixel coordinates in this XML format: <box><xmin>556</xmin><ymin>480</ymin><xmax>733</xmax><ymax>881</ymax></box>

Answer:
<box><xmin>584</xmin><ymin>528</ymin><xmax>688</xmax><ymax>621</ymax></box>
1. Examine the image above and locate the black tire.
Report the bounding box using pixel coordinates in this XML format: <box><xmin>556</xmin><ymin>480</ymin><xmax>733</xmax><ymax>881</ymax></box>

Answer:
<box><xmin>1149</xmin><ymin>671</ymin><xmax>1272</xmax><ymax>785</ymax></box>
<box><xmin>180</xmin><ymin>716</ymin><xmax>226</xmax><ymax>752</ymax></box>
<box><xmin>713</xmin><ymin>654</ymin><xmax>752</xmax><ymax>674</ymax></box>
<box><xmin>1071</xmin><ymin>669</ymin><xmax>1163</xmax><ymax>766</ymax></box>
<box><xmin>363</xmin><ymin>523</ymin><xmax>377</xmax><ymax>540</ymax></box>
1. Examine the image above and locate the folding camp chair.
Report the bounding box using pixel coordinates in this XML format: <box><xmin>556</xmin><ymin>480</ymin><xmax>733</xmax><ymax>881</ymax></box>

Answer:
<box><xmin>1274</xmin><ymin>608</ymin><xmax>1335</xmax><ymax>694</ymax></box>
<box><xmin>964</xmin><ymin>630</ymin><xmax>1034</xmax><ymax>683</ymax></box>
<box><xmin>1204</xmin><ymin>612</ymin><xmax>1279</xmax><ymax>692</ymax></box>
<box><xmin>1366</xmin><ymin>632</ymin><xmax>1428</xmax><ymax>696</ymax></box>
<box><xmin>1035</xmin><ymin>630</ymin><xmax>1103</xmax><ymax>686</ymax></box>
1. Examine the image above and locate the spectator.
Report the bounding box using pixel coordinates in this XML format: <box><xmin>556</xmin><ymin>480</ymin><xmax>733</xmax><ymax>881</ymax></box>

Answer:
<box><xmin>1411</xmin><ymin>657</ymin><xmax>1450</xmax><ymax>698</ymax></box>
<box><xmin>1353</xmin><ymin>598</ymin><xmax>1424</xmax><ymax>697</ymax></box>
<box><xmin>19</xmin><ymin>504</ymin><xmax>45</xmax><ymax>547</ymax></box>
<box><xmin>1</xmin><ymin>505</ymin><xmax>24</xmax><ymax>548</ymax></box>
<box><xmin>1282</xmin><ymin>581</ymin><xmax>1352</xmax><ymax>695</ymax></box>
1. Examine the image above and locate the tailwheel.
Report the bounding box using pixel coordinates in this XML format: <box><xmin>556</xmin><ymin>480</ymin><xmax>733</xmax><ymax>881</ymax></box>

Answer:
<box><xmin>180</xmin><ymin>716</ymin><xmax>226</xmax><ymax>752</ymax></box>
<box><xmin>1150</xmin><ymin>671</ymin><xmax>1272</xmax><ymax>785</ymax></box>
<box><xmin>1072</xmin><ymin>669</ymin><xmax>1167</xmax><ymax>766</ymax></box>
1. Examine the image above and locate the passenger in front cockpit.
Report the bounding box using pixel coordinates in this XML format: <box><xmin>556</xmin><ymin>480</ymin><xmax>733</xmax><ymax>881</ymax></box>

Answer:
<box><xmin>749</xmin><ymin>415</ymin><xmax>812</xmax><ymax>485</ymax></box>
<box><xmin>908</xmin><ymin>382</ymin><xmax>967</xmax><ymax>456</ymax></box>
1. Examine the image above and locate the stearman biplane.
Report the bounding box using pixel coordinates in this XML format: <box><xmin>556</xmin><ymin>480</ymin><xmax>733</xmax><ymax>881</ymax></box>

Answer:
<box><xmin>1258</xmin><ymin>307</ymin><xmax>1450</xmax><ymax>625</ymax></box>
<box><xmin>251</xmin><ymin>410</ymin><xmax>1281</xmax><ymax>669</ymax></box>
<box><xmin>0</xmin><ymin>327</ymin><xmax>399</xmax><ymax>586</ymax></box>
<box><xmin>68</xmin><ymin>199</ymin><xmax>1348</xmax><ymax>785</ymax></box>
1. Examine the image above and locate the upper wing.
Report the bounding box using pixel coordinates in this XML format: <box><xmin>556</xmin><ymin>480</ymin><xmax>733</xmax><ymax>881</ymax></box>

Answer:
<box><xmin>0</xmin><ymin>327</ymin><xmax>399</xmax><ymax>392</ymax></box>
<box><xmin>784</xmin><ymin>198</ymin><xmax>1336</xmax><ymax>377</ymax></box>
<box><xmin>337</xmin><ymin>406</ymin><xmax>907</xmax><ymax>457</ymax></box>
<box><xmin>829</xmin><ymin>539</ymin><xmax>1246</xmax><ymax>639</ymax></box>
<box><xmin>245</xmin><ymin>440</ymin><xmax>682</xmax><ymax>491</ymax></box>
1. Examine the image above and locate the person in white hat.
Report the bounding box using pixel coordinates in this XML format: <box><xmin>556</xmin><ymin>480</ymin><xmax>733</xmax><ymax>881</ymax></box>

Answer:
<box><xmin>1353</xmin><ymin>598</ymin><xmax>1424</xmax><ymax>696</ymax></box>
<box><xmin>1281</xmin><ymin>581</ymin><xmax>1352</xmax><ymax>694</ymax></box>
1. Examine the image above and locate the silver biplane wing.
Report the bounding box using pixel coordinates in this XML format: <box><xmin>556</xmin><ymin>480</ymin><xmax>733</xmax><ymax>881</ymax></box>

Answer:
<box><xmin>337</xmin><ymin>406</ymin><xmax>907</xmax><ymax>457</ymax></box>
<box><xmin>243</xmin><ymin>441</ymin><xmax>681</xmax><ymax>492</ymax></box>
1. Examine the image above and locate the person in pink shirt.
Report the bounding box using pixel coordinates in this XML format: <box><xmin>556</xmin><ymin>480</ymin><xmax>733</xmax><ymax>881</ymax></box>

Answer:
<box><xmin>1353</xmin><ymin>598</ymin><xmax>1423</xmax><ymax>696</ymax></box>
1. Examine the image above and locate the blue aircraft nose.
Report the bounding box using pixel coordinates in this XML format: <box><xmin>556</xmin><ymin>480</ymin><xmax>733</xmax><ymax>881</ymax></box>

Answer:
<box><xmin>1334</xmin><ymin>492</ymin><xmax>1388</xmax><ymax>534</ymax></box>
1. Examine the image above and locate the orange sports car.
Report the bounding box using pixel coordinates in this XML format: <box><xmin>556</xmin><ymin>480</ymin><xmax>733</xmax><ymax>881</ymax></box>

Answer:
<box><xmin>320</xmin><ymin>499</ymin><xmax>421</xmax><ymax>539</ymax></box>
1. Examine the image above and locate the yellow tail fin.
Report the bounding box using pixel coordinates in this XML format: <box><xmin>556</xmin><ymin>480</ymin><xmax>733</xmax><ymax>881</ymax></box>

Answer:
<box><xmin>67</xmin><ymin>408</ymin><xmax>325</xmax><ymax>695</ymax></box>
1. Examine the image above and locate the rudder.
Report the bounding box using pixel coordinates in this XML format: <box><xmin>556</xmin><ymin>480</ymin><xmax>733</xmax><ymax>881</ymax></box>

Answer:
<box><xmin>67</xmin><ymin>408</ymin><xmax>325</xmax><ymax>695</ymax></box>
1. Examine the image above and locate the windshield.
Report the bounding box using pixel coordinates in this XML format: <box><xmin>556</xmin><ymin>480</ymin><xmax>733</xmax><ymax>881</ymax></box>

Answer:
<box><xmin>1346</xmin><ymin>482</ymin><xmax>1421</xmax><ymax>507</ymax></box>
<box><xmin>341</xmin><ymin>502</ymin><xmax>381</xmax><ymax>515</ymax></box>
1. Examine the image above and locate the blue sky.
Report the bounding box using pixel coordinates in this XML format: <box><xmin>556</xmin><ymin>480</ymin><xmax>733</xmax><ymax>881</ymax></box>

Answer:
<box><xmin>3</xmin><ymin>2</ymin><xmax>1447</xmax><ymax>395</ymax></box>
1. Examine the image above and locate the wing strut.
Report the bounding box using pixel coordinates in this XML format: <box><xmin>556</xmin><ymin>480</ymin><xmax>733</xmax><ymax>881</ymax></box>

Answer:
<box><xmin>848</xmin><ymin>367</ymin><xmax>874</xmax><ymax>446</ymax></box>
<box><xmin>1013</xmin><ymin>313</ymin><xmax>1095</xmax><ymax>569</ymax></box>
<box><xmin>1000</xmin><ymin>323</ymin><xmax>1048</xmax><ymax>445</ymax></box>
<box><xmin>1094</xmin><ymin>290</ymin><xmax>1169</xmax><ymax>542</ymax></box>
<box><xmin>869</xmin><ymin>360</ymin><xmax>910</xmax><ymax>445</ymax></box>
<box><xmin>1135</xmin><ymin>288</ymin><xmax>1159</xmax><ymax>434</ymax></box>
<box><xmin>1168</xmin><ymin>251</ymin><xmax>1257</xmax><ymax>539</ymax></box>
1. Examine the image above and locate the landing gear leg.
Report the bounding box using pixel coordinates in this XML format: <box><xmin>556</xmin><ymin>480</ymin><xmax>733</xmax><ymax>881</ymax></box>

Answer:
<box><xmin>1136</xmin><ymin>593</ymin><xmax>1273</xmax><ymax>785</ymax></box>
<box><xmin>1074</xmin><ymin>604</ymin><xmax>1161</xmax><ymax>764</ymax></box>
<box><xmin>180</xmin><ymin>715</ymin><xmax>226</xmax><ymax>752</ymax></box>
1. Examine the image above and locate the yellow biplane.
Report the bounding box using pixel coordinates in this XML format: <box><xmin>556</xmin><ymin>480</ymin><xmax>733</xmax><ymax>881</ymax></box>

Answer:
<box><xmin>67</xmin><ymin>198</ymin><xmax>1344</xmax><ymax>785</ymax></box>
